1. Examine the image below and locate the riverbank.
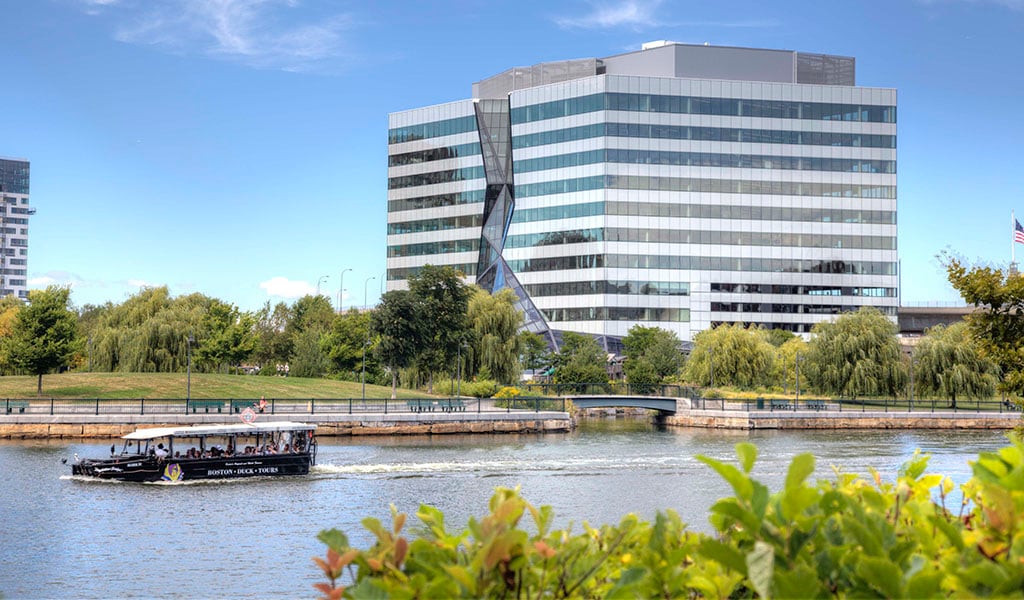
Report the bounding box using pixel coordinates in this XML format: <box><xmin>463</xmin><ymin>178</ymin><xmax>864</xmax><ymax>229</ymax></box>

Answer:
<box><xmin>0</xmin><ymin>411</ymin><xmax>573</xmax><ymax>439</ymax></box>
<box><xmin>666</xmin><ymin>407</ymin><xmax>1021</xmax><ymax>430</ymax></box>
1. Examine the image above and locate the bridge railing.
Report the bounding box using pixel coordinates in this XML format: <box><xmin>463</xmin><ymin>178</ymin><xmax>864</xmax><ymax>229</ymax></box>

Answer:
<box><xmin>518</xmin><ymin>383</ymin><xmax>698</xmax><ymax>397</ymax></box>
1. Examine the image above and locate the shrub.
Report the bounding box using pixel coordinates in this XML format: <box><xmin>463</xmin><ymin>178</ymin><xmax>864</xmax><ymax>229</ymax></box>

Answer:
<box><xmin>492</xmin><ymin>386</ymin><xmax>520</xmax><ymax>399</ymax></box>
<box><xmin>316</xmin><ymin>435</ymin><xmax>1024</xmax><ymax>598</ymax></box>
<box><xmin>461</xmin><ymin>379</ymin><xmax>498</xmax><ymax>398</ymax></box>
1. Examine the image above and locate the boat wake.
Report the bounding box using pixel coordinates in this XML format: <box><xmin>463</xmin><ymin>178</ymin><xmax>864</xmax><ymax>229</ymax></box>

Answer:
<box><xmin>310</xmin><ymin>454</ymin><xmax>694</xmax><ymax>479</ymax></box>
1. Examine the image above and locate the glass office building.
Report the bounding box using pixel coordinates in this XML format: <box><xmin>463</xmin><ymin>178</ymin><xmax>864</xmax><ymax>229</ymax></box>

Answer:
<box><xmin>0</xmin><ymin>157</ymin><xmax>32</xmax><ymax>300</ymax></box>
<box><xmin>387</xmin><ymin>43</ymin><xmax>897</xmax><ymax>348</ymax></box>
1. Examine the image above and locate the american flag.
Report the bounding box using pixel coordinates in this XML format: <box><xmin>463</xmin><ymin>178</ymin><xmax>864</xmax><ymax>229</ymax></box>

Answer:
<box><xmin>1016</xmin><ymin>219</ymin><xmax>1024</xmax><ymax>244</ymax></box>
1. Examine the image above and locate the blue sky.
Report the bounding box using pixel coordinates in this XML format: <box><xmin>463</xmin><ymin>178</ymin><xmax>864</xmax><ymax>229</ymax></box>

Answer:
<box><xmin>3</xmin><ymin>0</ymin><xmax>1023</xmax><ymax>312</ymax></box>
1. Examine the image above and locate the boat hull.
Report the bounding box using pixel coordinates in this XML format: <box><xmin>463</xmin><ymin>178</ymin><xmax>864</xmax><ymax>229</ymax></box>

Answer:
<box><xmin>72</xmin><ymin>453</ymin><xmax>312</xmax><ymax>482</ymax></box>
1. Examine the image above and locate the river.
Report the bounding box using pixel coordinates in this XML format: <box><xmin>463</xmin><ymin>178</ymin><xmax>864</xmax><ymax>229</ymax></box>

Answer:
<box><xmin>0</xmin><ymin>419</ymin><xmax>1012</xmax><ymax>598</ymax></box>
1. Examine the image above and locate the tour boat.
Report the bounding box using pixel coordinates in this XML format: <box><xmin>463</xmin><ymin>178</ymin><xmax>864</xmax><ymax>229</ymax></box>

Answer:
<box><xmin>70</xmin><ymin>421</ymin><xmax>317</xmax><ymax>482</ymax></box>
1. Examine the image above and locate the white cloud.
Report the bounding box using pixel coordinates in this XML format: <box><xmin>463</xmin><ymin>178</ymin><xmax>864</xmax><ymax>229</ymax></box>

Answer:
<box><xmin>555</xmin><ymin>0</ymin><xmax>661</xmax><ymax>29</ymax></box>
<box><xmin>553</xmin><ymin>1</ymin><xmax>781</xmax><ymax>31</ymax></box>
<box><xmin>78</xmin><ymin>0</ymin><xmax>353</xmax><ymax>71</ymax></box>
<box><xmin>259</xmin><ymin>276</ymin><xmax>314</xmax><ymax>299</ymax></box>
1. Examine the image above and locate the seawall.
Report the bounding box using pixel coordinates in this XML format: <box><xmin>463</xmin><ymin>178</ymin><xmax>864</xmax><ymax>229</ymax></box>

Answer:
<box><xmin>0</xmin><ymin>412</ymin><xmax>573</xmax><ymax>439</ymax></box>
<box><xmin>666</xmin><ymin>408</ymin><xmax>1021</xmax><ymax>430</ymax></box>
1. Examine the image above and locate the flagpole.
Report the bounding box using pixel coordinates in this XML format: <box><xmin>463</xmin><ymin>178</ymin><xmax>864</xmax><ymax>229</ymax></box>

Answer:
<box><xmin>1014</xmin><ymin>210</ymin><xmax>1017</xmax><ymax>267</ymax></box>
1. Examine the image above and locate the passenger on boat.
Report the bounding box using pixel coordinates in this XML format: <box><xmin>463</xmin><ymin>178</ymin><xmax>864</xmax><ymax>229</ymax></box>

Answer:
<box><xmin>155</xmin><ymin>443</ymin><xmax>168</xmax><ymax>458</ymax></box>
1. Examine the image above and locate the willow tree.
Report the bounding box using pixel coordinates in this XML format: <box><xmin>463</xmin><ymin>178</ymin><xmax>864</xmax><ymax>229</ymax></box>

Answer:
<box><xmin>683</xmin><ymin>324</ymin><xmax>775</xmax><ymax>389</ymax></box>
<box><xmin>913</xmin><ymin>322</ymin><xmax>999</xmax><ymax>407</ymax></box>
<box><xmin>773</xmin><ymin>337</ymin><xmax>809</xmax><ymax>393</ymax></box>
<box><xmin>4</xmin><ymin>286</ymin><xmax>81</xmax><ymax>395</ymax></box>
<box><xmin>467</xmin><ymin>287</ymin><xmax>523</xmax><ymax>384</ymax></box>
<box><xmin>84</xmin><ymin>287</ymin><xmax>205</xmax><ymax>372</ymax></box>
<box><xmin>803</xmin><ymin>307</ymin><xmax>906</xmax><ymax>398</ymax></box>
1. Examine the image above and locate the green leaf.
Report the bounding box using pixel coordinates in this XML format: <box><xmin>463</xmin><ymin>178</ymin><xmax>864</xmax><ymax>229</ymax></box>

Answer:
<box><xmin>605</xmin><ymin>567</ymin><xmax>647</xmax><ymax>599</ymax></box>
<box><xmin>698</xmin><ymin>539</ymin><xmax>748</xmax><ymax>575</ymax></box>
<box><xmin>773</xmin><ymin>564</ymin><xmax>823</xmax><ymax>599</ymax></box>
<box><xmin>708</xmin><ymin>499</ymin><xmax>762</xmax><ymax>534</ymax></box>
<box><xmin>736</xmin><ymin>442</ymin><xmax>757</xmax><ymax>473</ymax></box>
<box><xmin>785</xmin><ymin>453</ymin><xmax>815</xmax><ymax>493</ymax></box>
<box><xmin>855</xmin><ymin>556</ymin><xmax>903</xmax><ymax>598</ymax></box>
<box><xmin>746</xmin><ymin>541</ymin><xmax>774</xmax><ymax>600</ymax></box>
<box><xmin>317</xmin><ymin>528</ymin><xmax>349</xmax><ymax>552</ymax></box>
<box><xmin>697</xmin><ymin>454</ymin><xmax>754</xmax><ymax>500</ymax></box>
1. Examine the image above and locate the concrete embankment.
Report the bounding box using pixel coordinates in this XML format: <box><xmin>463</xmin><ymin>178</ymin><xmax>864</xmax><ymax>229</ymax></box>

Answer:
<box><xmin>666</xmin><ymin>408</ymin><xmax>1021</xmax><ymax>430</ymax></box>
<box><xmin>0</xmin><ymin>412</ymin><xmax>573</xmax><ymax>439</ymax></box>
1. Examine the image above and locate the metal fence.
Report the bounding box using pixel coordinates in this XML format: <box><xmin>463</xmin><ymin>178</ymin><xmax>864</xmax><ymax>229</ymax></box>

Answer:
<box><xmin>1</xmin><ymin>397</ymin><xmax>568</xmax><ymax>416</ymax></box>
<box><xmin>688</xmin><ymin>396</ymin><xmax>1023</xmax><ymax>413</ymax></box>
<box><xmin>517</xmin><ymin>383</ymin><xmax>699</xmax><ymax>397</ymax></box>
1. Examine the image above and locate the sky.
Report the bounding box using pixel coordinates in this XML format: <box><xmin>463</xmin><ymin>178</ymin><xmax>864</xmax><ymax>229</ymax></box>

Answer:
<box><xmin>3</xmin><ymin>0</ymin><xmax>1023</xmax><ymax>312</ymax></box>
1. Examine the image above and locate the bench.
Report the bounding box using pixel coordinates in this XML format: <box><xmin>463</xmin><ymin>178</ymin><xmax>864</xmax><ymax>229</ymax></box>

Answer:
<box><xmin>770</xmin><ymin>400</ymin><xmax>793</xmax><ymax>411</ymax></box>
<box><xmin>442</xmin><ymin>399</ymin><xmax>466</xmax><ymax>412</ymax></box>
<box><xmin>407</xmin><ymin>400</ymin><xmax>435</xmax><ymax>413</ymax></box>
<box><xmin>189</xmin><ymin>400</ymin><xmax>224</xmax><ymax>413</ymax></box>
<box><xmin>5</xmin><ymin>400</ymin><xmax>28</xmax><ymax>414</ymax></box>
<box><xmin>231</xmin><ymin>400</ymin><xmax>254</xmax><ymax>413</ymax></box>
<box><xmin>1004</xmin><ymin>401</ymin><xmax>1022</xmax><ymax>412</ymax></box>
<box><xmin>805</xmin><ymin>400</ymin><xmax>827</xmax><ymax>411</ymax></box>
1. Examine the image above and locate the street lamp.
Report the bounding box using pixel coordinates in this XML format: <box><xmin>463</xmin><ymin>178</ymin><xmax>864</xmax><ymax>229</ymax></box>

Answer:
<box><xmin>186</xmin><ymin>332</ymin><xmax>195</xmax><ymax>402</ymax></box>
<box><xmin>364</xmin><ymin>276</ymin><xmax>376</xmax><ymax>309</ymax></box>
<box><xmin>361</xmin><ymin>338</ymin><xmax>370</xmax><ymax>400</ymax></box>
<box><xmin>707</xmin><ymin>347</ymin><xmax>714</xmax><ymax>388</ymax></box>
<box><xmin>338</xmin><ymin>268</ymin><xmax>352</xmax><ymax>313</ymax></box>
<box><xmin>795</xmin><ymin>353</ymin><xmax>802</xmax><ymax>402</ymax></box>
<box><xmin>316</xmin><ymin>275</ymin><xmax>329</xmax><ymax>297</ymax></box>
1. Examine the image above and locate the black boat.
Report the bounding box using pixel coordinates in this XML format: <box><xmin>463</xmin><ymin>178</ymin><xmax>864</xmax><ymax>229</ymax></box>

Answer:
<box><xmin>70</xmin><ymin>421</ymin><xmax>317</xmax><ymax>482</ymax></box>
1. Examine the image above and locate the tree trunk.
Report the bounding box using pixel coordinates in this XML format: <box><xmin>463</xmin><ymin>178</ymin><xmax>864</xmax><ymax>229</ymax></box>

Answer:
<box><xmin>427</xmin><ymin>372</ymin><xmax>434</xmax><ymax>395</ymax></box>
<box><xmin>36</xmin><ymin>373</ymin><xmax>42</xmax><ymax>396</ymax></box>
<box><xmin>391</xmin><ymin>371</ymin><xmax>397</xmax><ymax>400</ymax></box>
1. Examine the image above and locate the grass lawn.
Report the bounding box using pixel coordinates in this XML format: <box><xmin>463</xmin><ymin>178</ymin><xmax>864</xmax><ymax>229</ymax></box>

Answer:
<box><xmin>0</xmin><ymin>372</ymin><xmax>437</xmax><ymax>400</ymax></box>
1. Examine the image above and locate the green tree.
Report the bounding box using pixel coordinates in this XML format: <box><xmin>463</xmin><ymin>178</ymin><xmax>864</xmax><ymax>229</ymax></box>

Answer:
<box><xmin>83</xmin><ymin>287</ymin><xmax>205</xmax><ymax>373</ymax></box>
<box><xmin>467</xmin><ymin>287</ymin><xmax>522</xmax><ymax>385</ymax></box>
<box><xmin>803</xmin><ymin>307</ymin><xmax>906</xmax><ymax>398</ymax></box>
<box><xmin>913</xmin><ymin>322</ymin><xmax>999</xmax><ymax>406</ymax></box>
<box><xmin>194</xmin><ymin>300</ymin><xmax>257</xmax><ymax>373</ymax></box>
<box><xmin>552</xmin><ymin>331</ymin><xmax>607</xmax><ymax>392</ymax></box>
<box><xmin>945</xmin><ymin>256</ymin><xmax>1024</xmax><ymax>394</ymax></box>
<box><xmin>408</xmin><ymin>265</ymin><xmax>471</xmax><ymax>393</ymax></box>
<box><xmin>519</xmin><ymin>331</ymin><xmax>551</xmax><ymax>378</ymax></box>
<box><xmin>321</xmin><ymin>309</ymin><xmax>374</xmax><ymax>379</ymax></box>
<box><xmin>4</xmin><ymin>286</ymin><xmax>82</xmax><ymax>395</ymax></box>
<box><xmin>251</xmin><ymin>301</ymin><xmax>292</xmax><ymax>373</ymax></box>
<box><xmin>370</xmin><ymin>290</ymin><xmax>427</xmax><ymax>399</ymax></box>
<box><xmin>773</xmin><ymin>337</ymin><xmax>810</xmax><ymax>393</ymax></box>
<box><xmin>684</xmin><ymin>324</ymin><xmax>776</xmax><ymax>389</ymax></box>
<box><xmin>289</xmin><ymin>327</ymin><xmax>330</xmax><ymax>378</ymax></box>
<box><xmin>621</xmin><ymin>325</ymin><xmax>682</xmax><ymax>385</ymax></box>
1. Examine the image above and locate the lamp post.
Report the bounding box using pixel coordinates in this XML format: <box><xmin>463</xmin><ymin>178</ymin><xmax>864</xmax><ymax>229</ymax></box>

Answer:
<box><xmin>361</xmin><ymin>338</ymin><xmax>370</xmax><ymax>400</ymax></box>
<box><xmin>457</xmin><ymin>341</ymin><xmax>465</xmax><ymax>399</ymax></box>
<box><xmin>795</xmin><ymin>353</ymin><xmax>801</xmax><ymax>403</ymax></box>
<box><xmin>316</xmin><ymin>275</ymin><xmax>329</xmax><ymax>297</ymax></box>
<box><xmin>909</xmin><ymin>356</ymin><xmax>915</xmax><ymax>411</ymax></box>
<box><xmin>338</xmin><ymin>268</ymin><xmax>352</xmax><ymax>313</ymax></box>
<box><xmin>707</xmin><ymin>347</ymin><xmax>714</xmax><ymax>389</ymax></box>
<box><xmin>186</xmin><ymin>332</ymin><xmax>194</xmax><ymax>401</ymax></box>
<box><xmin>364</xmin><ymin>276</ymin><xmax>376</xmax><ymax>309</ymax></box>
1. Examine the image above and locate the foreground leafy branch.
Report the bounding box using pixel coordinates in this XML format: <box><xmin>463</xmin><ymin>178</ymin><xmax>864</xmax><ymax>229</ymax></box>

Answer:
<box><xmin>315</xmin><ymin>436</ymin><xmax>1024</xmax><ymax>598</ymax></box>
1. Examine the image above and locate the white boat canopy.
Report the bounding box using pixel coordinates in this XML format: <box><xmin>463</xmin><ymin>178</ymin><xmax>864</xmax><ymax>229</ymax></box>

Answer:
<box><xmin>122</xmin><ymin>422</ymin><xmax>316</xmax><ymax>440</ymax></box>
